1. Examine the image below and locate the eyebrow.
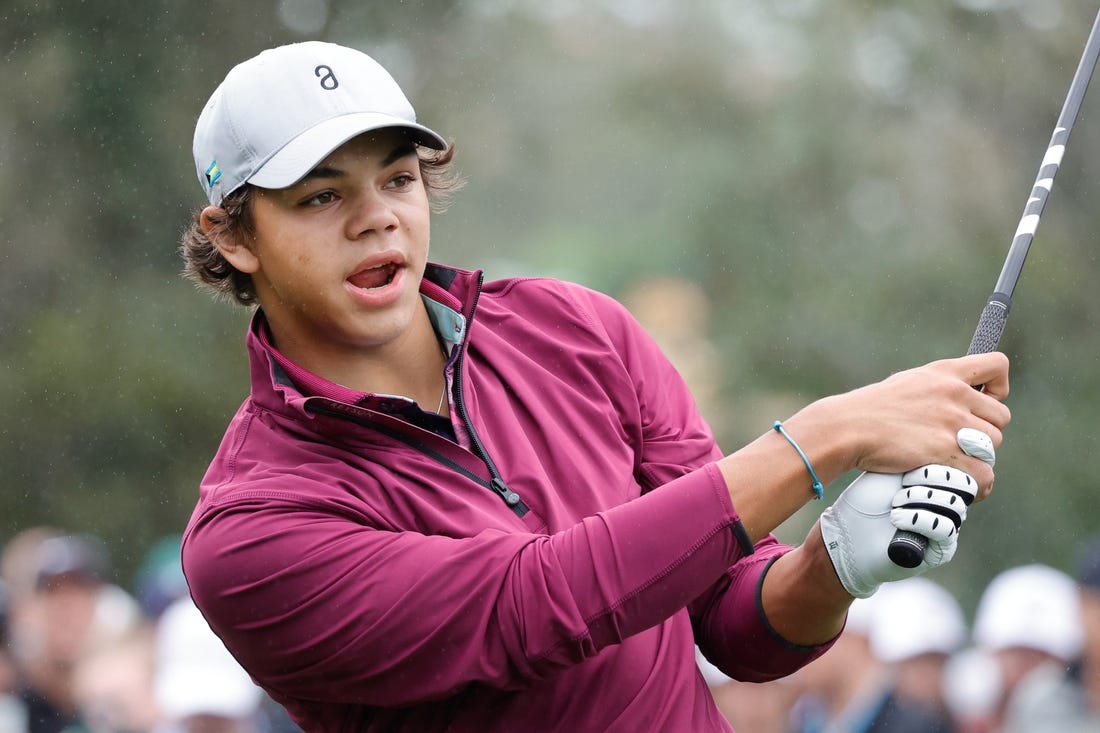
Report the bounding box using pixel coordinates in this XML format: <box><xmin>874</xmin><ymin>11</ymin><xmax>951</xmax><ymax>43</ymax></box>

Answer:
<box><xmin>297</xmin><ymin>142</ymin><xmax>418</xmax><ymax>184</ymax></box>
<box><xmin>382</xmin><ymin>142</ymin><xmax>418</xmax><ymax>167</ymax></box>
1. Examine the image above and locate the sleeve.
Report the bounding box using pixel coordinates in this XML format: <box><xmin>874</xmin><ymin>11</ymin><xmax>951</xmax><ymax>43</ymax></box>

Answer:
<box><xmin>563</xmin><ymin>284</ymin><xmax>724</xmax><ymax>488</ymax></box>
<box><xmin>182</xmin><ymin>462</ymin><xmax>745</xmax><ymax>707</ymax></box>
<box><xmin>687</xmin><ymin>541</ymin><xmax>834</xmax><ymax>681</ymax></box>
<box><xmin>572</xmin><ymin>284</ymin><xmax>834</xmax><ymax>679</ymax></box>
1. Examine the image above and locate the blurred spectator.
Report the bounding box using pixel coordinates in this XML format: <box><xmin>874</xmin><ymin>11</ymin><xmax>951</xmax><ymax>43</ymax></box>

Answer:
<box><xmin>972</xmin><ymin>563</ymin><xmax>1086</xmax><ymax>733</ymax></box>
<box><xmin>2</xmin><ymin>531</ymin><xmax>142</xmax><ymax>733</ymax></box>
<box><xmin>787</xmin><ymin>596</ymin><xmax>883</xmax><ymax>731</ymax></box>
<box><xmin>869</xmin><ymin>577</ymin><xmax>965</xmax><ymax>731</ymax></box>
<box><xmin>942</xmin><ymin>646</ymin><xmax>1002</xmax><ymax>733</ymax></box>
<box><xmin>696</xmin><ymin>646</ymin><xmax>794</xmax><ymax>733</ymax></box>
<box><xmin>132</xmin><ymin>537</ymin><xmax>189</xmax><ymax>622</ymax></box>
<box><xmin>788</xmin><ymin>590</ymin><xmax>960</xmax><ymax>733</ymax></box>
<box><xmin>1</xmin><ymin>531</ymin><xmax>64</xmax><ymax>602</ymax></box>
<box><xmin>0</xmin><ymin>530</ymin><xmax>300</xmax><ymax>733</ymax></box>
<box><xmin>1</xmin><ymin>528</ymin><xmax>64</xmax><ymax>686</ymax></box>
<box><xmin>137</xmin><ymin>539</ymin><xmax>300</xmax><ymax>733</ymax></box>
<box><xmin>153</xmin><ymin>597</ymin><xmax>264</xmax><ymax>733</ymax></box>
<box><xmin>70</xmin><ymin>624</ymin><xmax>160</xmax><ymax>733</ymax></box>
<box><xmin>1040</xmin><ymin>536</ymin><xmax>1100</xmax><ymax>733</ymax></box>
<box><xmin>0</xmin><ymin>580</ymin><xmax>28</xmax><ymax>733</ymax></box>
<box><xmin>1076</xmin><ymin>536</ymin><xmax>1100</xmax><ymax>718</ymax></box>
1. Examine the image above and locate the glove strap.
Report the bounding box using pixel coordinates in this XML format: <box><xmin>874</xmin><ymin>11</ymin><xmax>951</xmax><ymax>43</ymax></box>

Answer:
<box><xmin>773</xmin><ymin>421</ymin><xmax>824</xmax><ymax>500</ymax></box>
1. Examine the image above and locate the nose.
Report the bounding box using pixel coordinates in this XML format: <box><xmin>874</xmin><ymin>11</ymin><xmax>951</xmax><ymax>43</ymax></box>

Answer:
<box><xmin>344</xmin><ymin>186</ymin><xmax>399</xmax><ymax>240</ymax></box>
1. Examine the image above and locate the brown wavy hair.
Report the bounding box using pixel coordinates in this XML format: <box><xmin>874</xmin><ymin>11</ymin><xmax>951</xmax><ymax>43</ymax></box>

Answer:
<box><xmin>179</xmin><ymin>142</ymin><xmax>461</xmax><ymax>306</ymax></box>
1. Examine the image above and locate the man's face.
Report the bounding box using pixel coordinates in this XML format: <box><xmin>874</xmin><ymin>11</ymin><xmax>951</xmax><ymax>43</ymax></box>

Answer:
<box><xmin>242</xmin><ymin>129</ymin><xmax>432</xmax><ymax>369</ymax></box>
<box><xmin>37</xmin><ymin>575</ymin><xmax>100</xmax><ymax>663</ymax></box>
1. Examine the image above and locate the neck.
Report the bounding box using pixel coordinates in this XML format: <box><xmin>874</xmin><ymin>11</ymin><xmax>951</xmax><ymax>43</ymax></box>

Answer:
<box><xmin>266</xmin><ymin>306</ymin><xmax>448</xmax><ymax>411</ymax></box>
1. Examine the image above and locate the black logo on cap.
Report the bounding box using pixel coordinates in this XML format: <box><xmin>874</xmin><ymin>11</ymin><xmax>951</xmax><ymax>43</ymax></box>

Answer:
<box><xmin>315</xmin><ymin>65</ymin><xmax>339</xmax><ymax>90</ymax></box>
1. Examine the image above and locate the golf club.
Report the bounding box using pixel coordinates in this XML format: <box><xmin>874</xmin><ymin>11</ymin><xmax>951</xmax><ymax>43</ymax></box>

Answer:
<box><xmin>888</xmin><ymin>9</ymin><xmax>1100</xmax><ymax>569</ymax></box>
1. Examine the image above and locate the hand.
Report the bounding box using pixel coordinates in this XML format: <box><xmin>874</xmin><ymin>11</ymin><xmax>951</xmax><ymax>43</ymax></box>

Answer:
<box><xmin>795</xmin><ymin>352</ymin><xmax>1010</xmax><ymax>496</ymax></box>
<box><xmin>819</xmin><ymin>463</ymin><xmax>978</xmax><ymax>598</ymax></box>
<box><xmin>860</xmin><ymin>354</ymin><xmax>1008</xmax><ymax>492</ymax></box>
<box><xmin>718</xmin><ymin>355</ymin><xmax>1008</xmax><ymax>548</ymax></box>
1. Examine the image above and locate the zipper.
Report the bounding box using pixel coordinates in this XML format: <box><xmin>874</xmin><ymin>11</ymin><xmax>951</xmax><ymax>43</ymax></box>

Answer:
<box><xmin>304</xmin><ymin>273</ymin><xmax>529</xmax><ymax>518</ymax></box>
<box><xmin>450</xmin><ymin>274</ymin><xmax>527</xmax><ymax>516</ymax></box>
<box><xmin>307</xmin><ymin>403</ymin><xmax>529</xmax><ymax>518</ymax></box>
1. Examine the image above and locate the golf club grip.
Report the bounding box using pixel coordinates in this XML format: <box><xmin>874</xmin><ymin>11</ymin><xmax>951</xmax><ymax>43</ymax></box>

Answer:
<box><xmin>966</xmin><ymin>296</ymin><xmax>1010</xmax><ymax>357</ymax></box>
<box><xmin>887</xmin><ymin>297</ymin><xmax>1010</xmax><ymax>568</ymax></box>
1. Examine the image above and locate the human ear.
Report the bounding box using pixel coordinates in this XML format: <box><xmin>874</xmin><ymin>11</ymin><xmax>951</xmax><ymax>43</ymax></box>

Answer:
<box><xmin>200</xmin><ymin>205</ymin><xmax>260</xmax><ymax>274</ymax></box>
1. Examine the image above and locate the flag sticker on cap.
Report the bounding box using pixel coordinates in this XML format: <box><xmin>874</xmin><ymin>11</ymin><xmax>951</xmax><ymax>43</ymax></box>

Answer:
<box><xmin>205</xmin><ymin>160</ymin><xmax>222</xmax><ymax>187</ymax></box>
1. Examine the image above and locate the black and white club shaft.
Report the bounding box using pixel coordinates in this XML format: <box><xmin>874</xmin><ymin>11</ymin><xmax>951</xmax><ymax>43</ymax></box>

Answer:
<box><xmin>888</xmin><ymin>10</ymin><xmax>1100</xmax><ymax>569</ymax></box>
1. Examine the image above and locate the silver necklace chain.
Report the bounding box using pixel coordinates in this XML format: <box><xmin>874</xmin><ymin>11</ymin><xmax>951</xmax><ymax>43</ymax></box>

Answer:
<box><xmin>436</xmin><ymin>381</ymin><xmax>447</xmax><ymax>414</ymax></box>
<box><xmin>436</xmin><ymin>338</ymin><xmax>449</xmax><ymax>414</ymax></box>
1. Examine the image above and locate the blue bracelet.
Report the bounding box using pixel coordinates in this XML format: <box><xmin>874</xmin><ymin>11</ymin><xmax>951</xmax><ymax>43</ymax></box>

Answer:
<box><xmin>773</xmin><ymin>420</ymin><xmax>824</xmax><ymax>500</ymax></box>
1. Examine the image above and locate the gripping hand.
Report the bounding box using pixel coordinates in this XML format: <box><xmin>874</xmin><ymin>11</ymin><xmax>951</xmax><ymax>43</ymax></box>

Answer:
<box><xmin>819</xmin><ymin>465</ymin><xmax>978</xmax><ymax>599</ymax></box>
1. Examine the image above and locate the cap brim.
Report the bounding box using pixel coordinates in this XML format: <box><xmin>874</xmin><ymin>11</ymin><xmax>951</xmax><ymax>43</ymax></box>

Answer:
<box><xmin>247</xmin><ymin>111</ymin><xmax>447</xmax><ymax>190</ymax></box>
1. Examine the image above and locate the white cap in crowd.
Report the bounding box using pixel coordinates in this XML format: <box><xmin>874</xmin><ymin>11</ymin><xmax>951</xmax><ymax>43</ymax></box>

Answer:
<box><xmin>972</xmin><ymin>563</ymin><xmax>1084</xmax><ymax>663</ymax></box>
<box><xmin>942</xmin><ymin>646</ymin><xmax>1003</xmax><ymax>722</ymax></box>
<box><xmin>869</xmin><ymin>577</ymin><xmax>967</xmax><ymax>663</ymax></box>
<box><xmin>193</xmin><ymin>41</ymin><xmax>447</xmax><ymax>206</ymax></box>
<box><xmin>154</xmin><ymin>596</ymin><xmax>264</xmax><ymax>721</ymax></box>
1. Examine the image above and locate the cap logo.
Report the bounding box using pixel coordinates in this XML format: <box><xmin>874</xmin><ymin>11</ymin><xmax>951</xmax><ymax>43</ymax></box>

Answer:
<box><xmin>204</xmin><ymin>160</ymin><xmax>222</xmax><ymax>187</ymax></box>
<box><xmin>314</xmin><ymin>64</ymin><xmax>339</xmax><ymax>90</ymax></box>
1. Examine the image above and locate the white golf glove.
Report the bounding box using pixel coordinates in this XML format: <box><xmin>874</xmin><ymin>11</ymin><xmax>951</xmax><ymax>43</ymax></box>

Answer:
<box><xmin>819</xmin><ymin>429</ymin><xmax>994</xmax><ymax>598</ymax></box>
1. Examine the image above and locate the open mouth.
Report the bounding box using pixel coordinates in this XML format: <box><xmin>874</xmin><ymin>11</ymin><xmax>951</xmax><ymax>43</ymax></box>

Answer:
<box><xmin>348</xmin><ymin>262</ymin><xmax>399</xmax><ymax>290</ymax></box>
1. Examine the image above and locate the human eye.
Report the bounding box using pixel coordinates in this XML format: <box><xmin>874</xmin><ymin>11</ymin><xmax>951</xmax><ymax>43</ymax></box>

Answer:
<box><xmin>385</xmin><ymin>172</ymin><xmax>417</xmax><ymax>190</ymax></box>
<box><xmin>301</xmin><ymin>190</ymin><xmax>338</xmax><ymax>207</ymax></box>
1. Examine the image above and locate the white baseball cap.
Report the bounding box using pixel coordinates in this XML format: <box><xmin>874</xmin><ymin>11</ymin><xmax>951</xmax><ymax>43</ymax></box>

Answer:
<box><xmin>154</xmin><ymin>596</ymin><xmax>263</xmax><ymax>720</ymax></box>
<box><xmin>193</xmin><ymin>41</ymin><xmax>447</xmax><ymax>206</ymax></box>
<box><xmin>973</xmin><ymin>563</ymin><xmax>1084</xmax><ymax>663</ymax></box>
<box><xmin>869</xmin><ymin>577</ymin><xmax>967</xmax><ymax>663</ymax></box>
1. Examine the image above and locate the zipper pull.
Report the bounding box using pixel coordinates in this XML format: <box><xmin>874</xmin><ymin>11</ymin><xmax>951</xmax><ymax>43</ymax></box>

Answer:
<box><xmin>490</xmin><ymin>478</ymin><xmax>522</xmax><ymax>507</ymax></box>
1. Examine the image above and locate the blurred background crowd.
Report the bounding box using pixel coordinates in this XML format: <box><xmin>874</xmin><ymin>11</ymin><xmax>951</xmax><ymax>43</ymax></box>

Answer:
<box><xmin>699</xmin><ymin>536</ymin><xmax>1100</xmax><ymax>733</ymax></box>
<box><xmin>3</xmin><ymin>526</ymin><xmax>1100</xmax><ymax>732</ymax></box>
<box><xmin>0</xmin><ymin>529</ymin><xmax>299</xmax><ymax>733</ymax></box>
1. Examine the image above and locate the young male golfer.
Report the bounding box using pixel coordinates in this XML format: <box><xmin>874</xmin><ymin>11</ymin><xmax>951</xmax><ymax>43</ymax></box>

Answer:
<box><xmin>179</xmin><ymin>41</ymin><xmax>1010</xmax><ymax>732</ymax></box>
